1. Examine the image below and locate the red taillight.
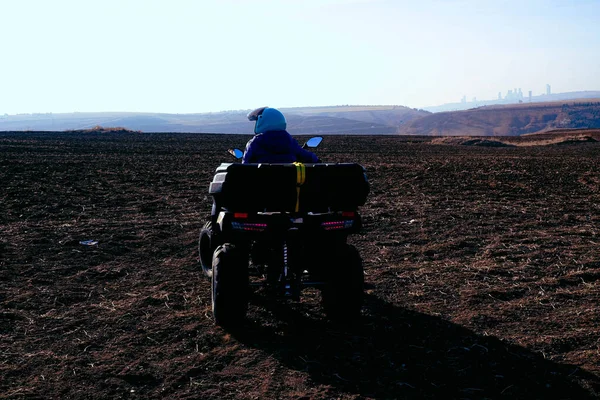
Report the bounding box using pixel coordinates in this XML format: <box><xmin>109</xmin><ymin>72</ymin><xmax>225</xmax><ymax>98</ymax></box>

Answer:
<box><xmin>234</xmin><ymin>212</ymin><xmax>249</xmax><ymax>219</ymax></box>
<box><xmin>321</xmin><ymin>220</ymin><xmax>354</xmax><ymax>231</ymax></box>
<box><xmin>342</xmin><ymin>211</ymin><xmax>355</xmax><ymax>217</ymax></box>
<box><xmin>231</xmin><ymin>222</ymin><xmax>267</xmax><ymax>232</ymax></box>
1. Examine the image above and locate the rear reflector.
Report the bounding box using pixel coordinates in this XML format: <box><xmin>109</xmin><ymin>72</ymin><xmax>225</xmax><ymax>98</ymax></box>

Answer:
<box><xmin>342</xmin><ymin>211</ymin><xmax>355</xmax><ymax>217</ymax></box>
<box><xmin>234</xmin><ymin>212</ymin><xmax>249</xmax><ymax>219</ymax></box>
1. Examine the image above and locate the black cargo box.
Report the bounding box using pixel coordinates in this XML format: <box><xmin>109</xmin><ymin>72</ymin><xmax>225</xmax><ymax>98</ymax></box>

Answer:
<box><xmin>209</xmin><ymin>163</ymin><xmax>369</xmax><ymax>213</ymax></box>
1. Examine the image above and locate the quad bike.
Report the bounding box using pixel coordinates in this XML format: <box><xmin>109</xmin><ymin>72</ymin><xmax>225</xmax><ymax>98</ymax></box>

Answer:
<box><xmin>198</xmin><ymin>137</ymin><xmax>369</xmax><ymax>327</ymax></box>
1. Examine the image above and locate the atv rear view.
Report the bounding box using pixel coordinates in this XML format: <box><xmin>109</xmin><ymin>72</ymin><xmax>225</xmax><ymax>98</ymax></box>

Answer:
<box><xmin>199</xmin><ymin>143</ymin><xmax>369</xmax><ymax>327</ymax></box>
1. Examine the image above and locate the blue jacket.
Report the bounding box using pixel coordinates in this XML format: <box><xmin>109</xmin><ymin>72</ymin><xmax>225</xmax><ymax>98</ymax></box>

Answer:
<box><xmin>242</xmin><ymin>130</ymin><xmax>320</xmax><ymax>164</ymax></box>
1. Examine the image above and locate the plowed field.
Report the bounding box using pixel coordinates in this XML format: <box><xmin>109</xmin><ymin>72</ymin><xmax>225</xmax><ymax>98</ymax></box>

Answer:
<box><xmin>1</xmin><ymin>132</ymin><xmax>599</xmax><ymax>399</ymax></box>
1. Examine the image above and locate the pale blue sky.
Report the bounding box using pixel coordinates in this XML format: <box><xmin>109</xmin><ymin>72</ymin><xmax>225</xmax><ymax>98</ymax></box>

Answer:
<box><xmin>1</xmin><ymin>0</ymin><xmax>599</xmax><ymax>114</ymax></box>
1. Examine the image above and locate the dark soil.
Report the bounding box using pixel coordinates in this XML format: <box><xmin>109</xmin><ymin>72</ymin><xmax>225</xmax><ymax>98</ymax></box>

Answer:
<box><xmin>1</xmin><ymin>132</ymin><xmax>599</xmax><ymax>399</ymax></box>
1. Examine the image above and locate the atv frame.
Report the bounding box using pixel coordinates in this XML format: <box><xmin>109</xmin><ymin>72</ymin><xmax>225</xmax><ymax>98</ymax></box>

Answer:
<box><xmin>199</xmin><ymin>155</ymin><xmax>369</xmax><ymax>327</ymax></box>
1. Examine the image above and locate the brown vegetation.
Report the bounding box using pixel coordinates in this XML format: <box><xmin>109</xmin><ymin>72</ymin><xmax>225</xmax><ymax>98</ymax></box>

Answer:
<box><xmin>1</xmin><ymin>132</ymin><xmax>599</xmax><ymax>399</ymax></box>
<box><xmin>431</xmin><ymin>129</ymin><xmax>600</xmax><ymax>147</ymax></box>
<box><xmin>68</xmin><ymin>125</ymin><xmax>142</xmax><ymax>134</ymax></box>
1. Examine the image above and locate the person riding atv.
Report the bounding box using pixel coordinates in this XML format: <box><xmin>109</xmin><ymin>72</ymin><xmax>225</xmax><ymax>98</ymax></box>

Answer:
<box><xmin>211</xmin><ymin>106</ymin><xmax>319</xmax><ymax>224</ymax></box>
<box><xmin>242</xmin><ymin>107</ymin><xmax>319</xmax><ymax>164</ymax></box>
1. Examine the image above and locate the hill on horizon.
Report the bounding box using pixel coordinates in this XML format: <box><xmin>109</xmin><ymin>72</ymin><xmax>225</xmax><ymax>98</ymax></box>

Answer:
<box><xmin>398</xmin><ymin>99</ymin><xmax>600</xmax><ymax>136</ymax></box>
<box><xmin>4</xmin><ymin>96</ymin><xmax>600</xmax><ymax>137</ymax></box>
<box><xmin>0</xmin><ymin>106</ymin><xmax>429</xmax><ymax>135</ymax></box>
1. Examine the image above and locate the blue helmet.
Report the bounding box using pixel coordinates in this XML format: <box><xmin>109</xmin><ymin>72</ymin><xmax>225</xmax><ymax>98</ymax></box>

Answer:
<box><xmin>247</xmin><ymin>107</ymin><xmax>287</xmax><ymax>134</ymax></box>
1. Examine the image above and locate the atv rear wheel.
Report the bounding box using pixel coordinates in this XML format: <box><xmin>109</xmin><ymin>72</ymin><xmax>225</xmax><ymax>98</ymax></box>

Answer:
<box><xmin>321</xmin><ymin>244</ymin><xmax>364</xmax><ymax>321</ymax></box>
<box><xmin>212</xmin><ymin>243</ymin><xmax>249</xmax><ymax>327</ymax></box>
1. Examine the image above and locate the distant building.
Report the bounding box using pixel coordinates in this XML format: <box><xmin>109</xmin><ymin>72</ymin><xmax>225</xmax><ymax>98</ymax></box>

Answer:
<box><xmin>528</xmin><ymin>90</ymin><xmax>532</xmax><ymax>102</ymax></box>
<box><xmin>461</xmin><ymin>95</ymin><xmax>467</xmax><ymax>104</ymax></box>
<box><xmin>546</xmin><ymin>84</ymin><xmax>551</xmax><ymax>95</ymax></box>
<box><xmin>498</xmin><ymin>92</ymin><xmax>502</xmax><ymax>100</ymax></box>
